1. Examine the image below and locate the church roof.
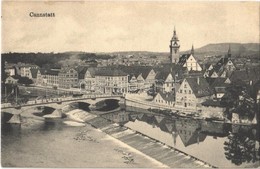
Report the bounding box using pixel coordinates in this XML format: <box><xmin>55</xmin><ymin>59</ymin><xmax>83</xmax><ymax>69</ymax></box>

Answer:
<box><xmin>178</xmin><ymin>54</ymin><xmax>192</xmax><ymax>67</ymax></box>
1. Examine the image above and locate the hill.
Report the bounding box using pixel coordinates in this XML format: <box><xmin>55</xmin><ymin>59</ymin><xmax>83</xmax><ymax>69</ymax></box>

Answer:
<box><xmin>183</xmin><ymin>43</ymin><xmax>259</xmax><ymax>60</ymax></box>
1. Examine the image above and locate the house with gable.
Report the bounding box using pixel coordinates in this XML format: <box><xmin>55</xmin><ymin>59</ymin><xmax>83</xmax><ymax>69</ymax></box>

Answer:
<box><xmin>212</xmin><ymin>46</ymin><xmax>236</xmax><ymax>78</ymax></box>
<box><xmin>177</xmin><ymin>45</ymin><xmax>202</xmax><ymax>71</ymax></box>
<box><xmin>175</xmin><ymin>77</ymin><xmax>213</xmax><ymax>111</ymax></box>
<box><xmin>153</xmin><ymin>91</ymin><xmax>175</xmax><ymax>107</ymax></box>
<box><xmin>175</xmin><ymin>119</ymin><xmax>207</xmax><ymax>147</ymax></box>
<box><xmin>210</xmin><ymin>77</ymin><xmax>231</xmax><ymax>99</ymax></box>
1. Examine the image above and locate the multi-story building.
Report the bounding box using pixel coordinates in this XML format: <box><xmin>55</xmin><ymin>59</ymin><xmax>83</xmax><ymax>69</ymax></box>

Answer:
<box><xmin>175</xmin><ymin>77</ymin><xmax>213</xmax><ymax>111</ymax></box>
<box><xmin>94</xmin><ymin>68</ymin><xmax>128</xmax><ymax>94</ymax></box>
<box><xmin>36</xmin><ymin>69</ymin><xmax>60</xmax><ymax>87</ymax></box>
<box><xmin>58</xmin><ymin>67</ymin><xmax>78</xmax><ymax>89</ymax></box>
<box><xmin>20</xmin><ymin>64</ymin><xmax>39</xmax><ymax>77</ymax></box>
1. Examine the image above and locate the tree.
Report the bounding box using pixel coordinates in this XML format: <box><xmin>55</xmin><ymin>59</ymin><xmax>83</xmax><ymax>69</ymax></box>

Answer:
<box><xmin>224</xmin><ymin>132</ymin><xmax>258</xmax><ymax>166</ymax></box>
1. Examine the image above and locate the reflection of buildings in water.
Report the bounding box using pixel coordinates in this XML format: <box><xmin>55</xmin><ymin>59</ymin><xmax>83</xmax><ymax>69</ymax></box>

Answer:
<box><xmin>175</xmin><ymin>119</ymin><xmax>206</xmax><ymax>147</ymax></box>
<box><xmin>172</xmin><ymin>131</ymin><xmax>178</xmax><ymax>146</ymax></box>
<box><xmin>201</xmin><ymin>120</ymin><xmax>230</xmax><ymax>137</ymax></box>
<box><xmin>101</xmin><ymin>111</ymin><xmax>130</xmax><ymax>125</ymax></box>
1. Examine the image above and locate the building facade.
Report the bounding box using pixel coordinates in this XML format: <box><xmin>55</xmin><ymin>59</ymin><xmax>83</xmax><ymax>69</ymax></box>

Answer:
<box><xmin>175</xmin><ymin>77</ymin><xmax>213</xmax><ymax>111</ymax></box>
<box><xmin>58</xmin><ymin>68</ymin><xmax>78</xmax><ymax>89</ymax></box>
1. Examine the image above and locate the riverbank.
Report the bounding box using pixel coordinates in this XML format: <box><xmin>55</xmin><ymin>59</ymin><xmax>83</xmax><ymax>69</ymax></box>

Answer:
<box><xmin>2</xmin><ymin>117</ymin><xmax>168</xmax><ymax>168</ymax></box>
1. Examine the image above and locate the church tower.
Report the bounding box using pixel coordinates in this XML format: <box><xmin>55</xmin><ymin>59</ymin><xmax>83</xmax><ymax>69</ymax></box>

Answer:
<box><xmin>169</xmin><ymin>27</ymin><xmax>180</xmax><ymax>63</ymax></box>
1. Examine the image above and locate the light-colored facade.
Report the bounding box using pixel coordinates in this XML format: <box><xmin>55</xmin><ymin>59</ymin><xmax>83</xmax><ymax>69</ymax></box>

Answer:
<box><xmin>153</xmin><ymin>92</ymin><xmax>175</xmax><ymax>107</ymax></box>
<box><xmin>175</xmin><ymin>77</ymin><xmax>212</xmax><ymax>111</ymax></box>
<box><xmin>37</xmin><ymin>69</ymin><xmax>59</xmax><ymax>87</ymax></box>
<box><xmin>20</xmin><ymin>64</ymin><xmax>39</xmax><ymax>77</ymax></box>
<box><xmin>95</xmin><ymin>74</ymin><xmax>128</xmax><ymax>94</ymax></box>
<box><xmin>179</xmin><ymin>54</ymin><xmax>202</xmax><ymax>71</ymax></box>
<box><xmin>58</xmin><ymin>68</ymin><xmax>78</xmax><ymax>89</ymax></box>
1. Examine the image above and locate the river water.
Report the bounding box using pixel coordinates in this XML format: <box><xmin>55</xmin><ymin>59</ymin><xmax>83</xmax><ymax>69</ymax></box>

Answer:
<box><xmin>2</xmin><ymin>107</ymin><xmax>260</xmax><ymax>168</ymax></box>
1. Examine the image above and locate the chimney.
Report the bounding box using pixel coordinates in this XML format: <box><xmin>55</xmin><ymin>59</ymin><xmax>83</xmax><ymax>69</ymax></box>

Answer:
<box><xmin>197</xmin><ymin>77</ymin><xmax>200</xmax><ymax>85</ymax></box>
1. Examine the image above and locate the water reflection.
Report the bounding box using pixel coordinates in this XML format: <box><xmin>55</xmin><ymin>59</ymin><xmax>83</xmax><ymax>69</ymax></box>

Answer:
<box><xmin>100</xmin><ymin>110</ymin><xmax>259</xmax><ymax>167</ymax></box>
<box><xmin>224</xmin><ymin>126</ymin><xmax>259</xmax><ymax>166</ymax></box>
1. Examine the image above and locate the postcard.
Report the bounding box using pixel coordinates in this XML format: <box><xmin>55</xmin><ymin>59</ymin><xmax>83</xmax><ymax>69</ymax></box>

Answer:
<box><xmin>1</xmin><ymin>1</ymin><xmax>260</xmax><ymax>168</ymax></box>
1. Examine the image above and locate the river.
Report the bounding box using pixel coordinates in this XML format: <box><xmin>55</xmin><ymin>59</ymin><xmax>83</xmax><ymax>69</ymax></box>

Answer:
<box><xmin>1</xmin><ymin>106</ymin><xmax>260</xmax><ymax>168</ymax></box>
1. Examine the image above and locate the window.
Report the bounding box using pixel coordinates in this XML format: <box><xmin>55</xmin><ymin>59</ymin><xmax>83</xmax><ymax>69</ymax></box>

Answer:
<box><xmin>189</xmin><ymin>90</ymin><xmax>191</xmax><ymax>94</ymax></box>
<box><xmin>180</xmin><ymin>89</ymin><xmax>182</xmax><ymax>93</ymax></box>
<box><xmin>184</xmin><ymin>84</ymin><xmax>187</xmax><ymax>88</ymax></box>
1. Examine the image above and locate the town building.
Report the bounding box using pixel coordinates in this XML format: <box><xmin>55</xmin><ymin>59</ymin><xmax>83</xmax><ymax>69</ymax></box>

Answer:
<box><xmin>5</xmin><ymin>76</ymin><xmax>18</xmax><ymax>85</ymax></box>
<box><xmin>178</xmin><ymin>46</ymin><xmax>202</xmax><ymax>71</ymax></box>
<box><xmin>153</xmin><ymin>91</ymin><xmax>175</xmax><ymax>107</ymax></box>
<box><xmin>5</xmin><ymin>64</ymin><xmax>16</xmax><ymax>76</ymax></box>
<box><xmin>175</xmin><ymin>77</ymin><xmax>213</xmax><ymax>111</ymax></box>
<box><xmin>58</xmin><ymin>67</ymin><xmax>78</xmax><ymax>89</ymax></box>
<box><xmin>36</xmin><ymin>69</ymin><xmax>60</xmax><ymax>87</ymax></box>
<box><xmin>210</xmin><ymin>77</ymin><xmax>231</xmax><ymax>99</ymax></box>
<box><xmin>94</xmin><ymin>68</ymin><xmax>128</xmax><ymax>94</ymax></box>
<box><xmin>19</xmin><ymin>64</ymin><xmax>39</xmax><ymax>77</ymax></box>
<box><xmin>83</xmin><ymin>68</ymin><xmax>97</xmax><ymax>92</ymax></box>
<box><xmin>229</xmin><ymin>67</ymin><xmax>260</xmax><ymax>86</ymax></box>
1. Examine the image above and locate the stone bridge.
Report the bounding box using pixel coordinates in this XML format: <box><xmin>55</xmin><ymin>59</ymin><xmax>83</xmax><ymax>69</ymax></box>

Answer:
<box><xmin>1</xmin><ymin>94</ymin><xmax>124</xmax><ymax>117</ymax></box>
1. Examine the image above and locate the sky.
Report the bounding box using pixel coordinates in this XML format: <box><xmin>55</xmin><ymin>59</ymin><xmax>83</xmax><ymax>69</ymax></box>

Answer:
<box><xmin>2</xmin><ymin>1</ymin><xmax>259</xmax><ymax>53</ymax></box>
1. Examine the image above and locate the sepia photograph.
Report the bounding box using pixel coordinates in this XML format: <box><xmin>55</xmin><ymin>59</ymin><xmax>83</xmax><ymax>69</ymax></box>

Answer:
<box><xmin>1</xmin><ymin>1</ymin><xmax>260</xmax><ymax>168</ymax></box>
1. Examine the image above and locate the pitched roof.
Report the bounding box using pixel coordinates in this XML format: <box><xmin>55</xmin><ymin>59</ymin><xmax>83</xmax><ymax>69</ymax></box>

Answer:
<box><xmin>76</xmin><ymin>66</ymin><xmax>89</xmax><ymax>79</ymax></box>
<box><xmin>186</xmin><ymin>77</ymin><xmax>213</xmax><ymax>98</ymax></box>
<box><xmin>117</xmin><ymin>66</ymin><xmax>153</xmax><ymax>79</ymax></box>
<box><xmin>230</xmin><ymin>67</ymin><xmax>260</xmax><ymax>84</ymax></box>
<box><xmin>30</xmin><ymin>68</ymin><xmax>39</xmax><ymax>78</ymax></box>
<box><xmin>39</xmin><ymin>69</ymin><xmax>60</xmax><ymax>76</ymax></box>
<box><xmin>94</xmin><ymin>68</ymin><xmax>128</xmax><ymax>76</ymax></box>
<box><xmin>178</xmin><ymin>54</ymin><xmax>191</xmax><ymax>67</ymax></box>
<box><xmin>156</xmin><ymin>91</ymin><xmax>175</xmax><ymax>102</ymax></box>
<box><xmin>210</xmin><ymin>77</ymin><xmax>230</xmax><ymax>88</ymax></box>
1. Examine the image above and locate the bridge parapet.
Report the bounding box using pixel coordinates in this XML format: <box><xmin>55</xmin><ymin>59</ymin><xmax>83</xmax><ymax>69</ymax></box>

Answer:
<box><xmin>1</xmin><ymin>94</ymin><xmax>124</xmax><ymax>109</ymax></box>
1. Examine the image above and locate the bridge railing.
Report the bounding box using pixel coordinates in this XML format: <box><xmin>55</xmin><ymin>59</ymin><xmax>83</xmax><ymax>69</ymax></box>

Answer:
<box><xmin>1</xmin><ymin>93</ymin><xmax>124</xmax><ymax>109</ymax></box>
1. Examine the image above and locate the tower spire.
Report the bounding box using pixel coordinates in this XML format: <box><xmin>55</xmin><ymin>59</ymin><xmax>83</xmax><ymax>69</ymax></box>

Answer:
<box><xmin>191</xmin><ymin>44</ymin><xmax>194</xmax><ymax>56</ymax></box>
<box><xmin>227</xmin><ymin>44</ymin><xmax>231</xmax><ymax>58</ymax></box>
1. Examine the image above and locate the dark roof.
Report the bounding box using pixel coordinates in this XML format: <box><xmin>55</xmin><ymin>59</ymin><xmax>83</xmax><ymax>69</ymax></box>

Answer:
<box><xmin>39</xmin><ymin>69</ymin><xmax>60</xmax><ymax>76</ymax></box>
<box><xmin>154</xmin><ymin>63</ymin><xmax>186</xmax><ymax>81</ymax></box>
<box><xmin>178</xmin><ymin>54</ymin><xmax>191</xmax><ymax>67</ymax></box>
<box><xmin>76</xmin><ymin>66</ymin><xmax>89</xmax><ymax>79</ymax></box>
<box><xmin>210</xmin><ymin>77</ymin><xmax>230</xmax><ymax>88</ymax></box>
<box><xmin>230</xmin><ymin>67</ymin><xmax>260</xmax><ymax>84</ymax></box>
<box><xmin>201</xmin><ymin>99</ymin><xmax>225</xmax><ymax>107</ymax></box>
<box><xmin>94</xmin><ymin>68</ymin><xmax>128</xmax><ymax>76</ymax></box>
<box><xmin>156</xmin><ymin>91</ymin><xmax>175</xmax><ymax>102</ymax></box>
<box><xmin>30</xmin><ymin>68</ymin><xmax>39</xmax><ymax>78</ymax></box>
<box><xmin>186</xmin><ymin>77</ymin><xmax>213</xmax><ymax>98</ymax></box>
<box><xmin>117</xmin><ymin>66</ymin><xmax>153</xmax><ymax>79</ymax></box>
<box><xmin>213</xmin><ymin>57</ymin><xmax>236</xmax><ymax>73</ymax></box>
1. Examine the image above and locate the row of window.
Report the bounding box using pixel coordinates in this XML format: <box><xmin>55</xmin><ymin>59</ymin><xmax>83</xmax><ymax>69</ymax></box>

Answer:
<box><xmin>179</xmin><ymin>89</ymin><xmax>192</xmax><ymax>94</ymax></box>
